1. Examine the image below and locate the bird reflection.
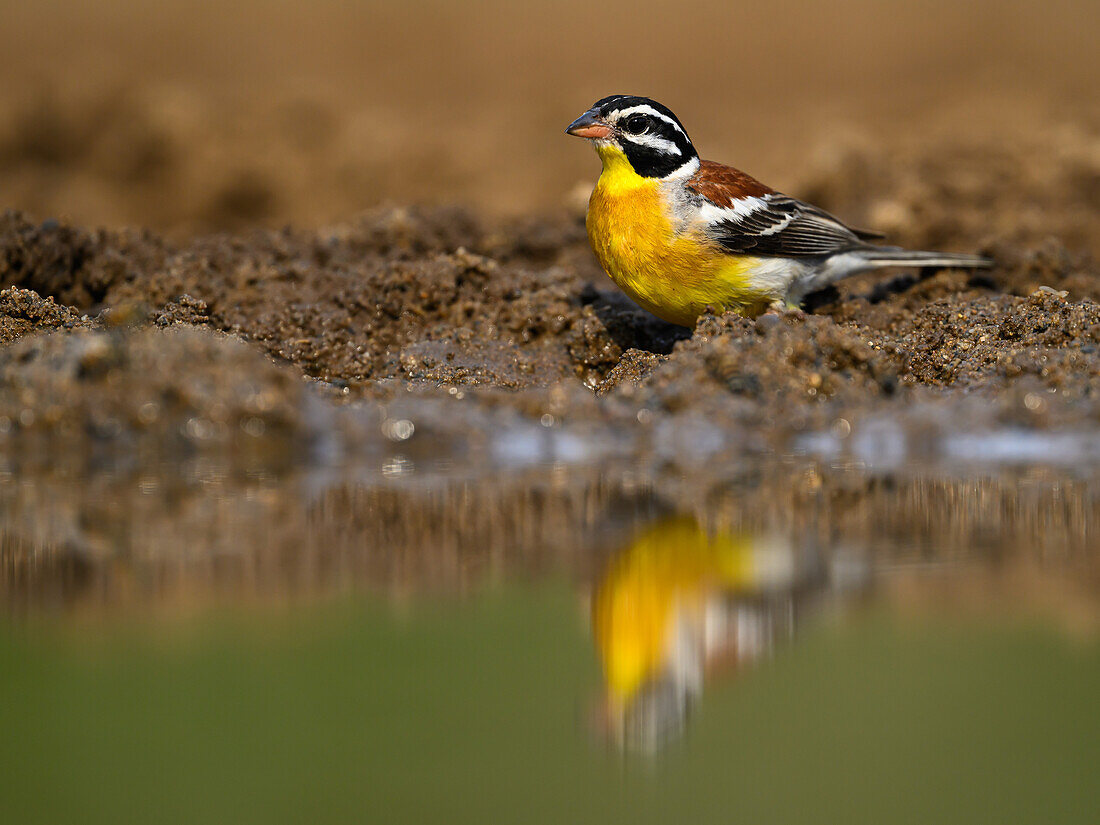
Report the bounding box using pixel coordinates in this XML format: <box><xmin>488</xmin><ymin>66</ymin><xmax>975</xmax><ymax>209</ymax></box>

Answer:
<box><xmin>590</xmin><ymin>518</ymin><xmax>829</xmax><ymax>753</ymax></box>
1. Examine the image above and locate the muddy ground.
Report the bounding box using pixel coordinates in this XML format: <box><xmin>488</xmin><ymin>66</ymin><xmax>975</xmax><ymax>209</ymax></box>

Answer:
<box><xmin>1</xmin><ymin>117</ymin><xmax>1099</xmax><ymax>466</ymax></box>
<box><xmin>3</xmin><ymin>115</ymin><xmax>1100</xmax><ymax>616</ymax></box>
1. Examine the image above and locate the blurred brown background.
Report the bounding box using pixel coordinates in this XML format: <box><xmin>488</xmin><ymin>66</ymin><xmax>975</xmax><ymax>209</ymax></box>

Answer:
<box><xmin>1</xmin><ymin>0</ymin><xmax>1098</xmax><ymax>234</ymax></box>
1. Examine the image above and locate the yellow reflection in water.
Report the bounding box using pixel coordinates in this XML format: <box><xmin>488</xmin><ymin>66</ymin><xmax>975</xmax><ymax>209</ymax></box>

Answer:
<box><xmin>591</xmin><ymin>518</ymin><xmax>817</xmax><ymax>752</ymax></box>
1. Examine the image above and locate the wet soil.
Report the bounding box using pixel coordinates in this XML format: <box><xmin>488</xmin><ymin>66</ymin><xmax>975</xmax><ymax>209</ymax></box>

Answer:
<box><xmin>1</xmin><ymin>124</ymin><xmax>1099</xmax><ymax>459</ymax></box>
<box><xmin>2</xmin><ymin>125</ymin><xmax>1100</xmax><ymax>620</ymax></box>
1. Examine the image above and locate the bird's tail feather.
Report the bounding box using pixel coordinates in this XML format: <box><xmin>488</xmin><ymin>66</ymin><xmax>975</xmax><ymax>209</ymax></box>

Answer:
<box><xmin>802</xmin><ymin>246</ymin><xmax>992</xmax><ymax>296</ymax></box>
<box><xmin>853</xmin><ymin>247</ymin><xmax>993</xmax><ymax>270</ymax></box>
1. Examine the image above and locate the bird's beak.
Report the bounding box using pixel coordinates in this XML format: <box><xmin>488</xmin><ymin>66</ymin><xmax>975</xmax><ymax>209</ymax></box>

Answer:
<box><xmin>566</xmin><ymin>109</ymin><xmax>612</xmax><ymax>140</ymax></box>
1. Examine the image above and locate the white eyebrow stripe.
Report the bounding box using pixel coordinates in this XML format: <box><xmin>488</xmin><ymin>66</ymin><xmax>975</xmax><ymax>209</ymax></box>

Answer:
<box><xmin>611</xmin><ymin>104</ymin><xmax>687</xmax><ymax>136</ymax></box>
<box><xmin>621</xmin><ymin>131</ymin><xmax>682</xmax><ymax>156</ymax></box>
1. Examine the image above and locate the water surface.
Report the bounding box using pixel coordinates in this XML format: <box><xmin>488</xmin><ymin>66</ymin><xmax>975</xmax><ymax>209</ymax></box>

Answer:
<box><xmin>2</xmin><ymin>445</ymin><xmax>1098</xmax><ymax>824</ymax></box>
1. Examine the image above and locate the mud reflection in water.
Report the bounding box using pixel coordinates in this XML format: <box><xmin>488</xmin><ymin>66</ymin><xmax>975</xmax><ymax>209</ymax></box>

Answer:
<box><xmin>3</xmin><ymin>457</ymin><xmax>1098</xmax><ymax>613</ymax></box>
<box><xmin>3</xmin><ymin>455</ymin><xmax>1096</xmax><ymax>627</ymax></box>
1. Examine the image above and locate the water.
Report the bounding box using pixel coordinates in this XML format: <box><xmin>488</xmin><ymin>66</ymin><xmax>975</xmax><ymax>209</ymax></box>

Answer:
<box><xmin>1</xmin><ymin>439</ymin><xmax>1099</xmax><ymax>824</ymax></box>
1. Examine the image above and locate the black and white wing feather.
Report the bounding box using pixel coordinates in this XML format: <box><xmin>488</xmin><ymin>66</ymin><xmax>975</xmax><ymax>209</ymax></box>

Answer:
<box><xmin>682</xmin><ymin>160</ymin><xmax>989</xmax><ymax>283</ymax></box>
<box><xmin>699</xmin><ymin>195</ymin><xmax>882</xmax><ymax>259</ymax></box>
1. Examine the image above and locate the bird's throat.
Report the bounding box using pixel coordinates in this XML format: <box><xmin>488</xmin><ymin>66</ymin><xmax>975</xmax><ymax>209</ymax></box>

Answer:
<box><xmin>595</xmin><ymin>144</ymin><xmax>649</xmax><ymax>187</ymax></box>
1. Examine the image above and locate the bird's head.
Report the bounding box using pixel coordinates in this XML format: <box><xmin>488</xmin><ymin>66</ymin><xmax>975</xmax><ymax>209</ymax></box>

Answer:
<box><xmin>566</xmin><ymin>95</ymin><xmax>699</xmax><ymax>179</ymax></box>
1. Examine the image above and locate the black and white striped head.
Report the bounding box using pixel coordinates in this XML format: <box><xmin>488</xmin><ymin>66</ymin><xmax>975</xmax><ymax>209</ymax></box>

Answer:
<box><xmin>566</xmin><ymin>95</ymin><xmax>698</xmax><ymax>179</ymax></box>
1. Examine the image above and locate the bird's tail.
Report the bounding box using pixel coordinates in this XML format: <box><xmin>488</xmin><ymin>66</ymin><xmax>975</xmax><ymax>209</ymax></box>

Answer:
<box><xmin>803</xmin><ymin>246</ymin><xmax>992</xmax><ymax>295</ymax></box>
<box><xmin>850</xmin><ymin>247</ymin><xmax>993</xmax><ymax>271</ymax></box>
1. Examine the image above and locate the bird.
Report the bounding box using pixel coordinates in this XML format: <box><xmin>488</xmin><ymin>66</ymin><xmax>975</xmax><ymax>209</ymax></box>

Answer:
<box><xmin>566</xmin><ymin>95</ymin><xmax>991</xmax><ymax>326</ymax></box>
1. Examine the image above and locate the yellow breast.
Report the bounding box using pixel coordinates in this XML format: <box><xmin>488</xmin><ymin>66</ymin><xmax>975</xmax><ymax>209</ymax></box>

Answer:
<box><xmin>585</xmin><ymin>145</ymin><xmax>772</xmax><ymax>325</ymax></box>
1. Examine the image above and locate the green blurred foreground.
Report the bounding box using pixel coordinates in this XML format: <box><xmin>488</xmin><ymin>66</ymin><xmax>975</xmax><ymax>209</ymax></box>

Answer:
<box><xmin>2</xmin><ymin>588</ymin><xmax>1097</xmax><ymax>825</ymax></box>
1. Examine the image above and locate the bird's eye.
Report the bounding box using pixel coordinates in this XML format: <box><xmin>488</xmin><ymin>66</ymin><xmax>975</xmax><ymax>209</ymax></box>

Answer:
<box><xmin>622</xmin><ymin>114</ymin><xmax>648</xmax><ymax>135</ymax></box>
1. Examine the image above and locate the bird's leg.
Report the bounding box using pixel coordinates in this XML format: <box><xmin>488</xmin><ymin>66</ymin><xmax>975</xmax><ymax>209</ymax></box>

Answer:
<box><xmin>762</xmin><ymin>300</ymin><xmax>805</xmax><ymax>320</ymax></box>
